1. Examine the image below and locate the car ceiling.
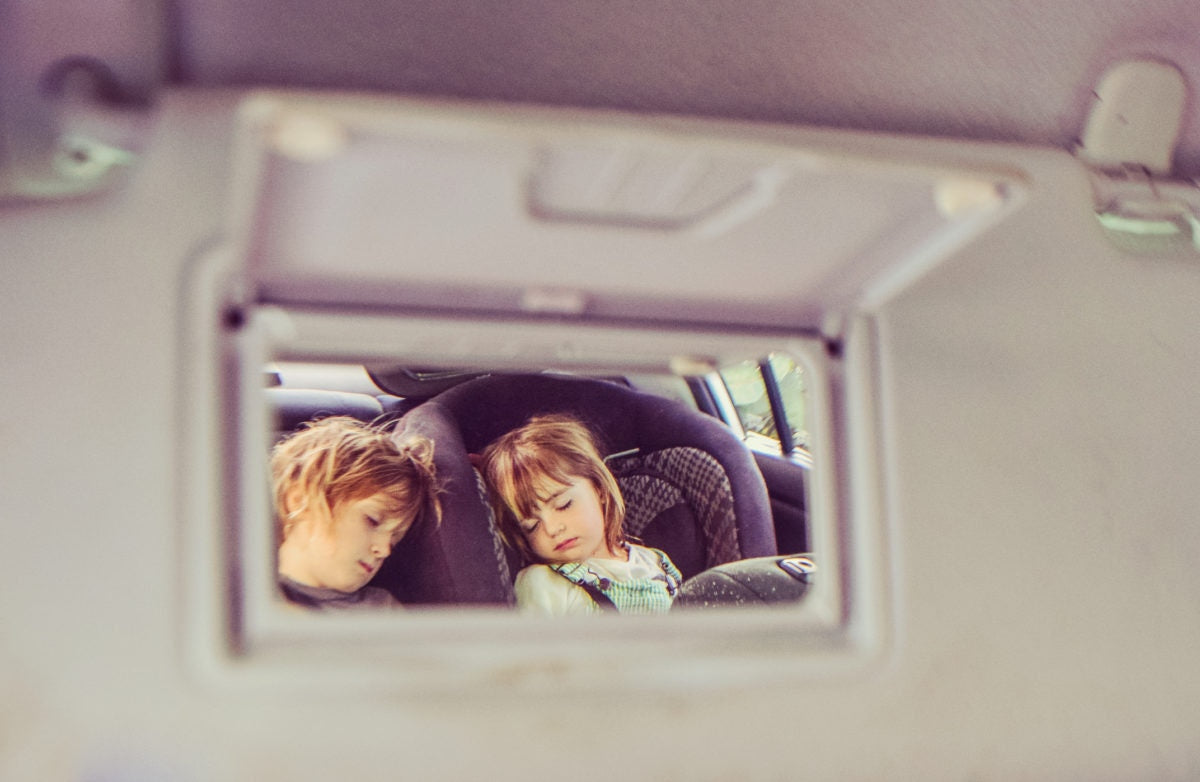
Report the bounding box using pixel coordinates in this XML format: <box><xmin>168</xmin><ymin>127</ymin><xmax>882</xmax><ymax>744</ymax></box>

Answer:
<box><xmin>173</xmin><ymin>0</ymin><xmax>1200</xmax><ymax>178</ymax></box>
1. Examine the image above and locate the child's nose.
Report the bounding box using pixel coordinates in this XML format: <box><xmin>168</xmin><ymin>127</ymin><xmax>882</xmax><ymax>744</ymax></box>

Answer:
<box><xmin>372</xmin><ymin>534</ymin><xmax>392</xmax><ymax>558</ymax></box>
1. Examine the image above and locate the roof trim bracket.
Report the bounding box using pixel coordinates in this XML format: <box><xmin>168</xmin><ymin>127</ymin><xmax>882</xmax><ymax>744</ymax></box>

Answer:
<box><xmin>0</xmin><ymin>1</ymin><xmax>166</xmax><ymax>204</ymax></box>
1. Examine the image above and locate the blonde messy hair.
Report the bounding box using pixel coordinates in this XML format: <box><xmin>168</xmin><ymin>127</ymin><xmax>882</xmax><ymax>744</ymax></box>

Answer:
<box><xmin>271</xmin><ymin>416</ymin><xmax>440</xmax><ymax>544</ymax></box>
<box><xmin>481</xmin><ymin>414</ymin><xmax>625</xmax><ymax>563</ymax></box>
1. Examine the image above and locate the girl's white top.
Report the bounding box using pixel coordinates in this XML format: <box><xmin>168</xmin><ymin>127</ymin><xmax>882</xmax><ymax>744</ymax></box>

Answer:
<box><xmin>513</xmin><ymin>543</ymin><xmax>676</xmax><ymax>616</ymax></box>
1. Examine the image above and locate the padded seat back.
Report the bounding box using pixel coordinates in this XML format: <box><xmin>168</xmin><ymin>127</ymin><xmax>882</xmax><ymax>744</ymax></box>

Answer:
<box><xmin>607</xmin><ymin>446</ymin><xmax>741</xmax><ymax>578</ymax></box>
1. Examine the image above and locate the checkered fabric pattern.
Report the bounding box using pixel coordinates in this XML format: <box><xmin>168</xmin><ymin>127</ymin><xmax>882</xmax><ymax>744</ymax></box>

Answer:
<box><xmin>609</xmin><ymin>447</ymin><xmax>740</xmax><ymax>569</ymax></box>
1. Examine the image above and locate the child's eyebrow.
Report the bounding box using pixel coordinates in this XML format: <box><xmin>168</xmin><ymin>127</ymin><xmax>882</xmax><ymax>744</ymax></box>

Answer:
<box><xmin>365</xmin><ymin>500</ymin><xmax>406</xmax><ymax>522</ymax></box>
<box><xmin>535</xmin><ymin>486</ymin><xmax>568</xmax><ymax>505</ymax></box>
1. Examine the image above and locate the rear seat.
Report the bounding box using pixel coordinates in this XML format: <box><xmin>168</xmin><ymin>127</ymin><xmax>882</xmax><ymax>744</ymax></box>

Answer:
<box><xmin>265</xmin><ymin>387</ymin><xmax>386</xmax><ymax>441</ymax></box>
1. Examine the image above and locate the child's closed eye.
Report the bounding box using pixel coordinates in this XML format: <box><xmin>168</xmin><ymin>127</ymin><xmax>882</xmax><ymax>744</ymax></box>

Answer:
<box><xmin>521</xmin><ymin>519</ymin><xmax>541</xmax><ymax>534</ymax></box>
<box><xmin>366</xmin><ymin>515</ymin><xmax>381</xmax><ymax>528</ymax></box>
<box><xmin>554</xmin><ymin>499</ymin><xmax>573</xmax><ymax>512</ymax></box>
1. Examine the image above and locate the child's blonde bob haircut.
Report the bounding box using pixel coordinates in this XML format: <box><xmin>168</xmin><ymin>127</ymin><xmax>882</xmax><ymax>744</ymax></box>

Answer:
<box><xmin>481</xmin><ymin>414</ymin><xmax>625</xmax><ymax>563</ymax></box>
<box><xmin>271</xmin><ymin>415</ymin><xmax>441</xmax><ymax>544</ymax></box>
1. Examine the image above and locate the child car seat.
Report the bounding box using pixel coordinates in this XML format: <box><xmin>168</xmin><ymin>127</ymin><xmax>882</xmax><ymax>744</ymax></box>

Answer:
<box><xmin>376</xmin><ymin>373</ymin><xmax>776</xmax><ymax>605</ymax></box>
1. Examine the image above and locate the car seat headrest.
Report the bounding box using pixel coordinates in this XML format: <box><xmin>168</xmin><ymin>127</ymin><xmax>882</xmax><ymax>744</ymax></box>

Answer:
<box><xmin>432</xmin><ymin>373</ymin><xmax>738</xmax><ymax>457</ymax></box>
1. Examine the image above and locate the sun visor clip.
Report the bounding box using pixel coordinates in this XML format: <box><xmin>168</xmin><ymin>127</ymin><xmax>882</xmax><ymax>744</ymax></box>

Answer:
<box><xmin>1075</xmin><ymin>59</ymin><xmax>1199</xmax><ymax>254</ymax></box>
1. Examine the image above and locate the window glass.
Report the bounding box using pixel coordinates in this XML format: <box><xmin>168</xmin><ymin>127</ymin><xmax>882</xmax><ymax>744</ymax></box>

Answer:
<box><xmin>720</xmin><ymin>353</ymin><xmax>809</xmax><ymax>452</ymax></box>
<box><xmin>720</xmin><ymin>360</ymin><xmax>776</xmax><ymax>439</ymax></box>
<box><xmin>769</xmin><ymin>352</ymin><xmax>810</xmax><ymax>450</ymax></box>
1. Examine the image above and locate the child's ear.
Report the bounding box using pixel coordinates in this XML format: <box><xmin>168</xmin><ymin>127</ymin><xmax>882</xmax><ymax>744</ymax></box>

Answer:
<box><xmin>282</xmin><ymin>487</ymin><xmax>309</xmax><ymax>525</ymax></box>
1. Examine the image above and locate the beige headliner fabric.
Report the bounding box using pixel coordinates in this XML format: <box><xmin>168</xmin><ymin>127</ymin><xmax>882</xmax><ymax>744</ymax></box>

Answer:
<box><xmin>179</xmin><ymin>0</ymin><xmax>1200</xmax><ymax>176</ymax></box>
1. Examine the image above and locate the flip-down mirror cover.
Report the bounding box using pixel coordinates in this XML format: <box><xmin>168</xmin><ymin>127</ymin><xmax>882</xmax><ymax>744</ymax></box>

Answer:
<box><xmin>230</xmin><ymin>93</ymin><xmax>1024</xmax><ymax>332</ymax></box>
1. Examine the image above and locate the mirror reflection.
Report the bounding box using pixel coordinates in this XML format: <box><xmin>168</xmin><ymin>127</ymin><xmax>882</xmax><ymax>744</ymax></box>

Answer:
<box><xmin>265</xmin><ymin>358</ymin><xmax>816</xmax><ymax>615</ymax></box>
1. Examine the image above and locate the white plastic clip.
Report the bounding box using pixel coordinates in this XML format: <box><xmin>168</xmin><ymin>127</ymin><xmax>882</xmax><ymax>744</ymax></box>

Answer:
<box><xmin>1076</xmin><ymin>59</ymin><xmax>1198</xmax><ymax>253</ymax></box>
<box><xmin>1076</xmin><ymin>59</ymin><xmax>1186</xmax><ymax>176</ymax></box>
